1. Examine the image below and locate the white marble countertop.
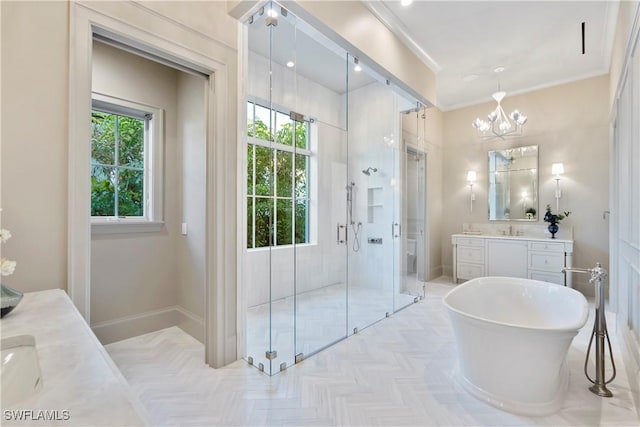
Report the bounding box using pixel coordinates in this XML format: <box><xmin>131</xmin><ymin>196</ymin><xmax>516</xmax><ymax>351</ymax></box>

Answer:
<box><xmin>1</xmin><ymin>289</ymin><xmax>149</xmax><ymax>426</ymax></box>
<box><xmin>452</xmin><ymin>232</ymin><xmax>573</xmax><ymax>243</ymax></box>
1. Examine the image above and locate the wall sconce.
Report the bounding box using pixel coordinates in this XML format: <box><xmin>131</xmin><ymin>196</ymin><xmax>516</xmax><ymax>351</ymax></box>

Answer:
<box><xmin>552</xmin><ymin>162</ymin><xmax>564</xmax><ymax>211</ymax></box>
<box><xmin>467</xmin><ymin>170</ymin><xmax>477</xmax><ymax>212</ymax></box>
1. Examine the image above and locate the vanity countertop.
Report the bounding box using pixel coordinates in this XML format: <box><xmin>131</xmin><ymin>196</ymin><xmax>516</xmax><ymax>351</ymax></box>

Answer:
<box><xmin>1</xmin><ymin>289</ymin><xmax>149</xmax><ymax>426</ymax></box>
<box><xmin>452</xmin><ymin>233</ymin><xmax>573</xmax><ymax>243</ymax></box>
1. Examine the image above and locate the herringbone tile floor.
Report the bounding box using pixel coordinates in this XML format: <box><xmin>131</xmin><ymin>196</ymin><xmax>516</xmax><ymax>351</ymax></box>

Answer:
<box><xmin>106</xmin><ymin>278</ymin><xmax>640</xmax><ymax>426</ymax></box>
<box><xmin>246</xmin><ymin>283</ymin><xmax>417</xmax><ymax>372</ymax></box>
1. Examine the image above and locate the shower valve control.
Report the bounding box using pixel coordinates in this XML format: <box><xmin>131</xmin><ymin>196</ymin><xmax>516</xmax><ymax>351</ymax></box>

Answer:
<box><xmin>368</xmin><ymin>237</ymin><xmax>383</xmax><ymax>244</ymax></box>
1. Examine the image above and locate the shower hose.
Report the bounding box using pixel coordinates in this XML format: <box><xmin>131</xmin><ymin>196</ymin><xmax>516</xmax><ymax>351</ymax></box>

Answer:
<box><xmin>352</xmin><ymin>222</ymin><xmax>362</xmax><ymax>252</ymax></box>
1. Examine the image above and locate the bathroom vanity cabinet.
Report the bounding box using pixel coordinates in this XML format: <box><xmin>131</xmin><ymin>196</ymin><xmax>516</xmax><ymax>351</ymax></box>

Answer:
<box><xmin>486</xmin><ymin>239</ymin><xmax>528</xmax><ymax>277</ymax></box>
<box><xmin>453</xmin><ymin>236</ymin><xmax>486</xmax><ymax>280</ymax></box>
<box><xmin>452</xmin><ymin>234</ymin><xmax>573</xmax><ymax>286</ymax></box>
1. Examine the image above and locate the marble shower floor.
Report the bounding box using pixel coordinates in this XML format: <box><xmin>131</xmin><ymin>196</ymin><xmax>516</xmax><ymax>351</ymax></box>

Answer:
<box><xmin>246</xmin><ymin>283</ymin><xmax>418</xmax><ymax>371</ymax></box>
<box><xmin>106</xmin><ymin>277</ymin><xmax>640</xmax><ymax>426</ymax></box>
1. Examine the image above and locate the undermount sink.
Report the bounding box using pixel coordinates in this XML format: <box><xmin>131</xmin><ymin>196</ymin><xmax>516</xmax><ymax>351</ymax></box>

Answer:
<box><xmin>1</xmin><ymin>335</ymin><xmax>42</xmax><ymax>407</ymax></box>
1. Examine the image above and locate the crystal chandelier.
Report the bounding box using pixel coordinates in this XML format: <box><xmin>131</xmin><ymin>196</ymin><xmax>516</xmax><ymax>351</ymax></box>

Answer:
<box><xmin>471</xmin><ymin>90</ymin><xmax>527</xmax><ymax>139</ymax></box>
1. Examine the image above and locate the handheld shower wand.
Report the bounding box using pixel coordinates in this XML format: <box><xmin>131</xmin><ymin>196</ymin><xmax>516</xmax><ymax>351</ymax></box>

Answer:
<box><xmin>346</xmin><ymin>181</ymin><xmax>362</xmax><ymax>252</ymax></box>
<box><xmin>346</xmin><ymin>182</ymin><xmax>355</xmax><ymax>225</ymax></box>
<box><xmin>563</xmin><ymin>263</ymin><xmax>616</xmax><ymax>397</ymax></box>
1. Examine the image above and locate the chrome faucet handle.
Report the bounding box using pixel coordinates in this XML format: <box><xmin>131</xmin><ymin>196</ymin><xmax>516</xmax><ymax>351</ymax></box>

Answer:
<box><xmin>588</xmin><ymin>263</ymin><xmax>607</xmax><ymax>284</ymax></box>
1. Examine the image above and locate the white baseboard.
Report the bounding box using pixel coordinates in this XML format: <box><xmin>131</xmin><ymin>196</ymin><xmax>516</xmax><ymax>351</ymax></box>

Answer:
<box><xmin>92</xmin><ymin>305</ymin><xmax>204</xmax><ymax>345</ymax></box>
<box><xmin>442</xmin><ymin>265</ymin><xmax>453</xmax><ymax>278</ymax></box>
<box><xmin>428</xmin><ymin>265</ymin><xmax>444</xmax><ymax>281</ymax></box>
<box><xmin>175</xmin><ymin>306</ymin><xmax>205</xmax><ymax>343</ymax></box>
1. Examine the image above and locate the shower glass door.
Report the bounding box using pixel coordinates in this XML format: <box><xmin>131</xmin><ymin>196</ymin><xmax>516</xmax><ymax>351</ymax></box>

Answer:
<box><xmin>346</xmin><ymin>57</ymin><xmax>397</xmax><ymax>334</ymax></box>
<box><xmin>396</xmin><ymin>109</ymin><xmax>427</xmax><ymax>307</ymax></box>
<box><xmin>246</xmin><ymin>1</ymin><xmax>297</xmax><ymax>375</ymax></box>
<box><xmin>246</xmin><ymin>2</ymin><xmax>350</xmax><ymax>373</ymax></box>
<box><xmin>401</xmin><ymin>144</ymin><xmax>426</xmax><ymax>301</ymax></box>
<box><xmin>286</xmin><ymin>11</ymin><xmax>349</xmax><ymax>363</ymax></box>
<box><xmin>245</xmin><ymin>2</ymin><xmax>429</xmax><ymax>374</ymax></box>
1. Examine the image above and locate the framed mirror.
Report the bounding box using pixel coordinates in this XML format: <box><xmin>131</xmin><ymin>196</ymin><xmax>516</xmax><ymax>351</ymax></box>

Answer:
<box><xmin>488</xmin><ymin>145</ymin><xmax>538</xmax><ymax>221</ymax></box>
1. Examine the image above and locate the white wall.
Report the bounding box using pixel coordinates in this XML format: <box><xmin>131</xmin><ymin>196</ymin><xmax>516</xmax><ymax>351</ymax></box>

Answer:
<box><xmin>608</xmin><ymin>0</ymin><xmax>640</xmax><ymax>407</ymax></box>
<box><xmin>176</xmin><ymin>72</ymin><xmax>207</xmax><ymax>341</ymax></box>
<box><xmin>1</xmin><ymin>1</ymin><xmax>69</xmax><ymax>292</ymax></box>
<box><xmin>347</xmin><ymin>82</ymin><xmax>399</xmax><ymax>291</ymax></box>
<box><xmin>442</xmin><ymin>75</ymin><xmax>610</xmax><ymax>296</ymax></box>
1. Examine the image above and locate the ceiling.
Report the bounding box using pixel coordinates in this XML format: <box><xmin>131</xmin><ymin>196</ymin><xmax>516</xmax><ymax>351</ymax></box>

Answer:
<box><xmin>247</xmin><ymin>6</ymin><xmax>422</xmax><ymax>112</ymax></box>
<box><xmin>248</xmin><ymin>11</ymin><xmax>378</xmax><ymax>95</ymax></box>
<box><xmin>366</xmin><ymin>1</ymin><xmax>619</xmax><ymax>111</ymax></box>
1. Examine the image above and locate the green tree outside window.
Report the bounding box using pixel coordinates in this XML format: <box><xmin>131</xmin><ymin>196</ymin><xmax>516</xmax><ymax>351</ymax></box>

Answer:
<box><xmin>91</xmin><ymin>110</ymin><xmax>145</xmax><ymax>217</ymax></box>
<box><xmin>246</xmin><ymin>101</ymin><xmax>310</xmax><ymax>248</ymax></box>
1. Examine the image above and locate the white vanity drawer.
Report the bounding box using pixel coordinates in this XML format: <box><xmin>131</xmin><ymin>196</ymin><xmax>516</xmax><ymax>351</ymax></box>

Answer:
<box><xmin>457</xmin><ymin>246</ymin><xmax>485</xmax><ymax>263</ymax></box>
<box><xmin>456</xmin><ymin>237</ymin><xmax>484</xmax><ymax>247</ymax></box>
<box><xmin>528</xmin><ymin>251</ymin><xmax>564</xmax><ymax>272</ymax></box>
<box><xmin>458</xmin><ymin>262</ymin><xmax>485</xmax><ymax>280</ymax></box>
<box><xmin>528</xmin><ymin>241</ymin><xmax>565</xmax><ymax>253</ymax></box>
<box><xmin>529</xmin><ymin>271</ymin><xmax>564</xmax><ymax>286</ymax></box>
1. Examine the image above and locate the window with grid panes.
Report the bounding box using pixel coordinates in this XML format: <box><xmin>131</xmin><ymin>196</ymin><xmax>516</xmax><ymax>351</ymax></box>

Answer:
<box><xmin>246</xmin><ymin>100</ymin><xmax>311</xmax><ymax>248</ymax></box>
<box><xmin>90</xmin><ymin>95</ymin><xmax>163</xmax><ymax>228</ymax></box>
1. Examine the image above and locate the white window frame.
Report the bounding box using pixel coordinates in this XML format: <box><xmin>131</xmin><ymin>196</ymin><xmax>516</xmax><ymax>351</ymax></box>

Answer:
<box><xmin>90</xmin><ymin>92</ymin><xmax>164</xmax><ymax>234</ymax></box>
<box><xmin>246</xmin><ymin>100</ymin><xmax>314</xmax><ymax>249</ymax></box>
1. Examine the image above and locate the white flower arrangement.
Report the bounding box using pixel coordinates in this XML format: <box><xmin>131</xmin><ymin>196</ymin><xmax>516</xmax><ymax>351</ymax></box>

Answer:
<box><xmin>0</xmin><ymin>228</ymin><xmax>16</xmax><ymax>277</ymax></box>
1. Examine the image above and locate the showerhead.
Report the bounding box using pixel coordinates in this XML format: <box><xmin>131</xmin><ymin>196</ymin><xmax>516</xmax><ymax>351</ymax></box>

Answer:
<box><xmin>362</xmin><ymin>167</ymin><xmax>378</xmax><ymax>176</ymax></box>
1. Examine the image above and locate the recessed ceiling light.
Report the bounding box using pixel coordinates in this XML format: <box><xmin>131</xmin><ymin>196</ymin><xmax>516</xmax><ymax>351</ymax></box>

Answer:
<box><xmin>463</xmin><ymin>74</ymin><xmax>479</xmax><ymax>82</ymax></box>
<box><xmin>286</xmin><ymin>61</ymin><xmax>295</xmax><ymax>68</ymax></box>
<box><xmin>353</xmin><ymin>57</ymin><xmax>362</xmax><ymax>72</ymax></box>
<box><xmin>401</xmin><ymin>0</ymin><xmax>414</xmax><ymax>6</ymax></box>
<box><xmin>267</xmin><ymin>8</ymin><xmax>278</xmax><ymax>18</ymax></box>
<box><xmin>493</xmin><ymin>66</ymin><xmax>505</xmax><ymax>73</ymax></box>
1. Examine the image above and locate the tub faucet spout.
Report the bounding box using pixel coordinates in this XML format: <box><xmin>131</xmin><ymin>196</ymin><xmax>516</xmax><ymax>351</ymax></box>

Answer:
<box><xmin>563</xmin><ymin>262</ymin><xmax>615</xmax><ymax>398</ymax></box>
<box><xmin>562</xmin><ymin>264</ymin><xmax>607</xmax><ymax>284</ymax></box>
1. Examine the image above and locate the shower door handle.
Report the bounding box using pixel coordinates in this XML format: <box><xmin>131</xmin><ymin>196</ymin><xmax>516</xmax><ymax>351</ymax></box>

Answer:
<box><xmin>336</xmin><ymin>224</ymin><xmax>346</xmax><ymax>244</ymax></box>
<box><xmin>392</xmin><ymin>222</ymin><xmax>401</xmax><ymax>238</ymax></box>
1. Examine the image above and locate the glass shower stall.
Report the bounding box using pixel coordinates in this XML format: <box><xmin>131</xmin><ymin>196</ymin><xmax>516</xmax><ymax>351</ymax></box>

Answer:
<box><xmin>244</xmin><ymin>1</ymin><xmax>428</xmax><ymax>375</ymax></box>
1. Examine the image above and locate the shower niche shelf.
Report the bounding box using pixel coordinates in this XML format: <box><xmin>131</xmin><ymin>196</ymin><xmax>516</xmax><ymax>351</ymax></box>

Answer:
<box><xmin>367</xmin><ymin>187</ymin><xmax>383</xmax><ymax>223</ymax></box>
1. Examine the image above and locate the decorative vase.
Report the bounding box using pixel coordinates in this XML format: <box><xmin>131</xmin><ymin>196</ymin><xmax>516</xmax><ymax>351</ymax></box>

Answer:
<box><xmin>1</xmin><ymin>284</ymin><xmax>23</xmax><ymax>318</ymax></box>
<box><xmin>548</xmin><ymin>223</ymin><xmax>559</xmax><ymax>239</ymax></box>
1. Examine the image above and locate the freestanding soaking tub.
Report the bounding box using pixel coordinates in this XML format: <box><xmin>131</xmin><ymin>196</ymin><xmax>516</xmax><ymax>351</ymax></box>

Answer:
<box><xmin>443</xmin><ymin>276</ymin><xmax>589</xmax><ymax>416</ymax></box>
